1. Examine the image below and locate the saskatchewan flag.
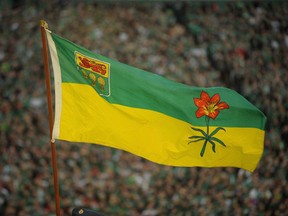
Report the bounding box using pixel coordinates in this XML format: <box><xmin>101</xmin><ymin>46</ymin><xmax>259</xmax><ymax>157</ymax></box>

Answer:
<box><xmin>45</xmin><ymin>29</ymin><xmax>266</xmax><ymax>172</ymax></box>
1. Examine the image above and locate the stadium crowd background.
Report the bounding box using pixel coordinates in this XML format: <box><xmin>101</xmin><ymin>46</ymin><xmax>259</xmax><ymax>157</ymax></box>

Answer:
<box><xmin>0</xmin><ymin>1</ymin><xmax>287</xmax><ymax>215</ymax></box>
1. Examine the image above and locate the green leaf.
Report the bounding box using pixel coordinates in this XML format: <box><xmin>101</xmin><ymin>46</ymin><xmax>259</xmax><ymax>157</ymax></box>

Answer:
<box><xmin>210</xmin><ymin>137</ymin><xmax>226</xmax><ymax>147</ymax></box>
<box><xmin>210</xmin><ymin>127</ymin><xmax>226</xmax><ymax>137</ymax></box>
<box><xmin>188</xmin><ymin>135</ymin><xmax>205</xmax><ymax>139</ymax></box>
<box><xmin>188</xmin><ymin>137</ymin><xmax>206</xmax><ymax>144</ymax></box>
<box><xmin>200</xmin><ymin>139</ymin><xmax>208</xmax><ymax>157</ymax></box>
<box><xmin>208</xmin><ymin>139</ymin><xmax>216</xmax><ymax>153</ymax></box>
<box><xmin>191</xmin><ymin>127</ymin><xmax>208</xmax><ymax>138</ymax></box>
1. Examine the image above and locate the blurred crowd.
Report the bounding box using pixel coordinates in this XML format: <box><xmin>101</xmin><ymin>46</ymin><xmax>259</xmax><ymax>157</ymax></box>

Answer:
<box><xmin>0</xmin><ymin>1</ymin><xmax>287</xmax><ymax>215</ymax></box>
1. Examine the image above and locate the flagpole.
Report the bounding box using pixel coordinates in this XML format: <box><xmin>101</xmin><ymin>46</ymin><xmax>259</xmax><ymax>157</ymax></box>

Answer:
<box><xmin>40</xmin><ymin>20</ymin><xmax>61</xmax><ymax>216</ymax></box>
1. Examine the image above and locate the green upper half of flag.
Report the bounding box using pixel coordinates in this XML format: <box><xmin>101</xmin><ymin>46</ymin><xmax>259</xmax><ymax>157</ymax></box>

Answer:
<box><xmin>50</xmin><ymin>32</ymin><xmax>266</xmax><ymax>129</ymax></box>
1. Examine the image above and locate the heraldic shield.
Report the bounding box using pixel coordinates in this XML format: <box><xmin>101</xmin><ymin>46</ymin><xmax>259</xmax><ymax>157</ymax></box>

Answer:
<box><xmin>75</xmin><ymin>51</ymin><xmax>110</xmax><ymax>97</ymax></box>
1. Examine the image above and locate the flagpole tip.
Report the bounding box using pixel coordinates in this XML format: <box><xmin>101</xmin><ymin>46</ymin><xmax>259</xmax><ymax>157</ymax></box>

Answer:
<box><xmin>40</xmin><ymin>20</ymin><xmax>48</xmax><ymax>29</ymax></box>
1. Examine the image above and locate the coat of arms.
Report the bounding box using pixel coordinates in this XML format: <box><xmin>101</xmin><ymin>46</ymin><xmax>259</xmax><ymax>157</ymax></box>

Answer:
<box><xmin>75</xmin><ymin>51</ymin><xmax>110</xmax><ymax>97</ymax></box>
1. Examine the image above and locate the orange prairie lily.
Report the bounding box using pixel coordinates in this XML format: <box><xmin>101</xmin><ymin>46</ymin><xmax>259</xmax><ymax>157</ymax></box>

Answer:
<box><xmin>194</xmin><ymin>91</ymin><xmax>229</xmax><ymax>120</ymax></box>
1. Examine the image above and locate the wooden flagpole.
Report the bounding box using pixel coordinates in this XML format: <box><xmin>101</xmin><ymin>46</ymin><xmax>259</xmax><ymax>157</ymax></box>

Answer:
<box><xmin>40</xmin><ymin>20</ymin><xmax>61</xmax><ymax>216</ymax></box>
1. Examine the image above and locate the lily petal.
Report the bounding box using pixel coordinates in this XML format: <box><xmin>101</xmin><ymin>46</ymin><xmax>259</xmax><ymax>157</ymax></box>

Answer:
<box><xmin>194</xmin><ymin>98</ymin><xmax>207</xmax><ymax>108</ymax></box>
<box><xmin>217</xmin><ymin>102</ymin><xmax>229</xmax><ymax>110</ymax></box>
<box><xmin>196</xmin><ymin>107</ymin><xmax>207</xmax><ymax>118</ymax></box>
<box><xmin>211</xmin><ymin>93</ymin><xmax>220</xmax><ymax>104</ymax></box>
<box><xmin>208</xmin><ymin>110</ymin><xmax>219</xmax><ymax>119</ymax></box>
<box><xmin>200</xmin><ymin>91</ymin><xmax>210</xmax><ymax>103</ymax></box>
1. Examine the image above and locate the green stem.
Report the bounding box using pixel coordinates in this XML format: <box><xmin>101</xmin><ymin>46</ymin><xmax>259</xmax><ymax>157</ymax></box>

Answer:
<box><xmin>199</xmin><ymin>117</ymin><xmax>211</xmax><ymax>157</ymax></box>
<box><xmin>205</xmin><ymin>116</ymin><xmax>210</xmax><ymax>136</ymax></box>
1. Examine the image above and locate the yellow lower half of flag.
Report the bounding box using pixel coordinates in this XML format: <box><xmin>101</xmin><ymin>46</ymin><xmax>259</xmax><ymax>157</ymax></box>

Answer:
<box><xmin>53</xmin><ymin>84</ymin><xmax>264</xmax><ymax>172</ymax></box>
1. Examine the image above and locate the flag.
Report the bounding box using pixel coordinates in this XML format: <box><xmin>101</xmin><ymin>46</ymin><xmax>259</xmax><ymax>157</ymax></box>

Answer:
<box><xmin>45</xmin><ymin>29</ymin><xmax>266</xmax><ymax>172</ymax></box>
